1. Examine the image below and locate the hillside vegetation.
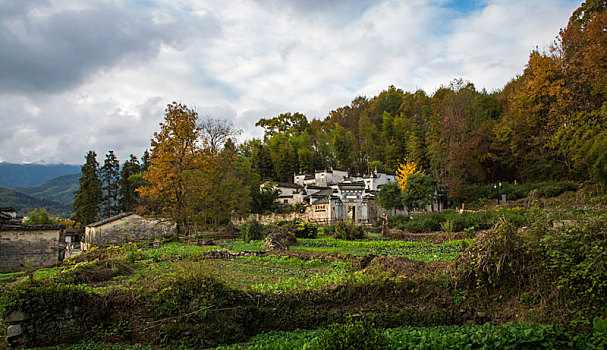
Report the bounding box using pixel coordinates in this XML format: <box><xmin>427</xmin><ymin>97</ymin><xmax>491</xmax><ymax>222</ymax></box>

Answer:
<box><xmin>16</xmin><ymin>174</ymin><xmax>79</xmax><ymax>205</ymax></box>
<box><xmin>0</xmin><ymin>186</ymin><xmax>72</xmax><ymax>216</ymax></box>
<box><xmin>1</xmin><ymin>189</ymin><xmax>606</xmax><ymax>349</ymax></box>
<box><xmin>0</xmin><ymin>162</ymin><xmax>79</xmax><ymax>188</ymax></box>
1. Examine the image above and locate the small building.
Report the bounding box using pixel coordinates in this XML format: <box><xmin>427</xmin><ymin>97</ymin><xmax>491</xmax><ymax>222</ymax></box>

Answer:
<box><xmin>0</xmin><ymin>207</ymin><xmax>21</xmax><ymax>224</ymax></box>
<box><xmin>314</xmin><ymin>168</ymin><xmax>348</xmax><ymax>187</ymax></box>
<box><xmin>269</xmin><ymin>182</ymin><xmax>305</xmax><ymax>205</ymax></box>
<box><xmin>0</xmin><ymin>224</ymin><xmax>65</xmax><ymax>270</ymax></box>
<box><xmin>363</xmin><ymin>170</ymin><xmax>398</xmax><ymax>191</ymax></box>
<box><xmin>83</xmin><ymin>212</ymin><xmax>175</xmax><ymax>250</ymax></box>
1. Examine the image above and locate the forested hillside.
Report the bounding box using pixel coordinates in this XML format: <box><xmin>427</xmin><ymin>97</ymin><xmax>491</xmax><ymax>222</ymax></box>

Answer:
<box><xmin>70</xmin><ymin>2</ymin><xmax>607</xmax><ymax>229</ymax></box>
<box><xmin>231</xmin><ymin>1</ymin><xmax>606</xmax><ymax>201</ymax></box>
<box><xmin>0</xmin><ymin>186</ymin><xmax>72</xmax><ymax>216</ymax></box>
<box><xmin>0</xmin><ymin>162</ymin><xmax>79</xmax><ymax>188</ymax></box>
<box><xmin>16</xmin><ymin>174</ymin><xmax>79</xmax><ymax>205</ymax></box>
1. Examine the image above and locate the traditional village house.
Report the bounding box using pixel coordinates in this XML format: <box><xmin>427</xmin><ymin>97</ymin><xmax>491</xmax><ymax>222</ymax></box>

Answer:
<box><xmin>0</xmin><ymin>207</ymin><xmax>22</xmax><ymax>224</ymax></box>
<box><xmin>0</xmin><ymin>223</ymin><xmax>65</xmax><ymax>269</ymax></box>
<box><xmin>265</xmin><ymin>182</ymin><xmax>305</xmax><ymax>205</ymax></box>
<box><xmin>83</xmin><ymin>212</ymin><xmax>176</xmax><ymax>250</ymax></box>
<box><xmin>363</xmin><ymin>169</ymin><xmax>398</xmax><ymax>191</ymax></box>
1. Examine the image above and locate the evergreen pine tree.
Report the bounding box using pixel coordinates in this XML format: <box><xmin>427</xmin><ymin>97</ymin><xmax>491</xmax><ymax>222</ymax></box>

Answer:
<box><xmin>100</xmin><ymin>150</ymin><xmax>121</xmax><ymax>218</ymax></box>
<box><xmin>119</xmin><ymin>154</ymin><xmax>141</xmax><ymax>212</ymax></box>
<box><xmin>141</xmin><ymin>149</ymin><xmax>150</xmax><ymax>172</ymax></box>
<box><xmin>73</xmin><ymin>151</ymin><xmax>102</xmax><ymax>230</ymax></box>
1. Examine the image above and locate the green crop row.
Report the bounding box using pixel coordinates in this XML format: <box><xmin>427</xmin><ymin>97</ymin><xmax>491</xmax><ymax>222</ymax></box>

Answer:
<box><xmin>215</xmin><ymin>322</ymin><xmax>590</xmax><ymax>350</ymax></box>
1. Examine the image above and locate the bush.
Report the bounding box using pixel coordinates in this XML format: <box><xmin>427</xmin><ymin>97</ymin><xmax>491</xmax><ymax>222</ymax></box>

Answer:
<box><xmin>392</xmin><ymin>209</ymin><xmax>531</xmax><ymax>233</ymax></box>
<box><xmin>315</xmin><ymin>322</ymin><xmax>389</xmax><ymax>350</ymax></box>
<box><xmin>268</xmin><ymin>220</ymin><xmax>318</xmax><ymax>239</ymax></box>
<box><xmin>241</xmin><ymin>219</ymin><xmax>265</xmax><ymax>243</ymax></box>
<box><xmin>292</xmin><ymin>220</ymin><xmax>318</xmax><ymax>239</ymax></box>
<box><xmin>333</xmin><ymin>221</ymin><xmax>365</xmax><ymax>240</ymax></box>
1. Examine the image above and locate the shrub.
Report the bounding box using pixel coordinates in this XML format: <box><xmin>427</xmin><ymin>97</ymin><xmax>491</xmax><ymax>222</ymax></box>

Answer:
<box><xmin>392</xmin><ymin>209</ymin><xmax>531</xmax><ymax>233</ymax></box>
<box><xmin>333</xmin><ymin>221</ymin><xmax>365</xmax><ymax>240</ymax></box>
<box><xmin>315</xmin><ymin>322</ymin><xmax>389</xmax><ymax>350</ymax></box>
<box><xmin>268</xmin><ymin>220</ymin><xmax>318</xmax><ymax>239</ymax></box>
<box><xmin>292</xmin><ymin>220</ymin><xmax>318</xmax><ymax>239</ymax></box>
<box><xmin>122</xmin><ymin>242</ymin><xmax>146</xmax><ymax>263</ymax></box>
<box><xmin>241</xmin><ymin>219</ymin><xmax>265</xmax><ymax>243</ymax></box>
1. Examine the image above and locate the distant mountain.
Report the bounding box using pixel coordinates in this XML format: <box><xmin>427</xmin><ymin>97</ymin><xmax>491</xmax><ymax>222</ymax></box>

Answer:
<box><xmin>0</xmin><ymin>162</ymin><xmax>80</xmax><ymax>188</ymax></box>
<box><xmin>17</xmin><ymin>174</ymin><xmax>80</xmax><ymax>205</ymax></box>
<box><xmin>0</xmin><ymin>186</ymin><xmax>72</xmax><ymax>217</ymax></box>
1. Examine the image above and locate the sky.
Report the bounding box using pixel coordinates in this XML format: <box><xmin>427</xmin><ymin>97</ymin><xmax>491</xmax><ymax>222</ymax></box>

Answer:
<box><xmin>0</xmin><ymin>0</ymin><xmax>582</xmax><ymax>165</ymax></box>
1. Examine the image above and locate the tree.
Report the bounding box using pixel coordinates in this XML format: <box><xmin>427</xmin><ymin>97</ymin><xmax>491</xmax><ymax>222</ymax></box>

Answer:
<box><xmin>402</xmin><ymin>173</ymin><xmax>436</xmax><ymax>210</ymax></box>
<box><xmin>24</xmin><ymin>208</ymin><xmax>58</xmax><ymax>225</ymax></box>
<box><xmin>191</xmin><ymin>133</ymin><xmax>250</xmax><ymax>227</ymax></box>
<box><xmin>138</xmin><ymin>102</ymin><xmax>212</xmax><ymax>234</ymax></box>
<box><xmin>396</xmin><ymin>158</ymin><xmax>422</xmax><ymax>192</ymax></box>
<box><xmin>73</xmin><ymin>151</ymin><xmax>102</xmax><ymax>231</ymax></box>
<box><xmin>141</xmin><ymin>150</ymin><xmax>150</xmax><ymax>172</ymax></box>
<box><xmin>255</xmin><ymin>112</ymin><xmax>309</xmax><ymax>139</ymax></box>
<box><xmin>100</xmin><ymin>150</ymin><xmax>120</xmax><ymax>218</ymax></box>
<box><xmin>119</xmin><ymin>154</ymin><xmax>141</xmax><ymax>212</ymax></box>
<box><xmin>199</xmin><ymin>117</ymin><xmax>242</xmax><ymax>154</ymax></box>
<box><xmin>376</xmin><ymin>181</ymin><xmax>403</xmax><ymax>215</ymax></box>
<box><xmin>251</xmin><ymin>182</ymin><xmax>280</xmax><ymax>214</ymax></box>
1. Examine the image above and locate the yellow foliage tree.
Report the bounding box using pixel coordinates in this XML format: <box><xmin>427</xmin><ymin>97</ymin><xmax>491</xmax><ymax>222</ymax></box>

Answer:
<box><xmin>396</xmin><ymin>158</ymin><xmax>422</xmax><ymax>192</ymax></box>
<box><xmin>138</xmin><ymin>102</ymin><xmax>215</xmax><ymax>234</ymax></box>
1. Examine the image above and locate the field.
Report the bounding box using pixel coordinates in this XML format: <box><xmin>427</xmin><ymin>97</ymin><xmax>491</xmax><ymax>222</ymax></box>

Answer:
<box><xmin>1</xmin><ymin>190</ymin><xmax>607</xmax><ymax>349</ymax></box>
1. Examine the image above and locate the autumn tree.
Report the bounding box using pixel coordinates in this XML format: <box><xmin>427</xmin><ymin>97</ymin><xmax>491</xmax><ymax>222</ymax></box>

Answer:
<box><xmin>72</xmin><ymin>151</ymin><xmax>102</xmax><ymax>231</ymax></box>
<box><xmin>192</xmin><ymin>128</ymin><xmax>250</xmax><ymax>227</ymax></box>
<box><xmin>139</xmin><ymin>102</ymin><xmax>212</xmax><ymax>234</ymax></box>
<box><xmin>396</xmin><ymin>158</ymin><xmax>422</xmax><ymax>192</ymax></box>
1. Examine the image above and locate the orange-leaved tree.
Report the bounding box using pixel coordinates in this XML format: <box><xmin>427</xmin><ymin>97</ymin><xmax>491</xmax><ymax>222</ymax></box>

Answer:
<box><xmin>138</xmin><ymin>102</ymin><xmax>215</xmax><ymax>234</ymax></box>
<box><xmin>396</xmin><ymin>158</ymin><xmax>422</xmax><ymax>192</ymax></box>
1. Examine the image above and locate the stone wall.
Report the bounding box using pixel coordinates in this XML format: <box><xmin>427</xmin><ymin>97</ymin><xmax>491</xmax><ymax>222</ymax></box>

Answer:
<box><xmin>0</xmin><ymin>225</ymin><xmax>64</xmax><ymax>270</ymax></box>
<box><xmin>84</xmin><ymin>214</ymin><xmax>176</xmax><ymax>250</ymax></box>
<box><xmin>4</xmin><ymin>308</ymin><xmax>90</xmax><ymax>348</ymax></box>
<box><xmin>233</xmin><ymin>212</ymin><xmax>309</xmax><ymax>226</ymax></box>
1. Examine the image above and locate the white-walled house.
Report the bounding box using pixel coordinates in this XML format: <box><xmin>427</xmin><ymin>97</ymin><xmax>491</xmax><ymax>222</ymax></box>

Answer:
<box><xmin>363</xmin><ymin>170</ymin><xmax>398</xmax><ymax>191</ymax></box>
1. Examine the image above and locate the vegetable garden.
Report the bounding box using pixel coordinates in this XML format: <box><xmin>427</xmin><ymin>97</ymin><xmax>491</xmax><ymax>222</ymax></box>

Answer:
<box><xmin>1</xmin><ymin>190</ymin><xmax>607</xmax><ymax>349</ymax></box>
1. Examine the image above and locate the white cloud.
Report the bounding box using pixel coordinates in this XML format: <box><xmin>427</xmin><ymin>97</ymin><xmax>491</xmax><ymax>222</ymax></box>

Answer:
<box><xmin>0</xmin><ymin>0</ymin><xmax>581</xmax><ymax>164</ymax></box>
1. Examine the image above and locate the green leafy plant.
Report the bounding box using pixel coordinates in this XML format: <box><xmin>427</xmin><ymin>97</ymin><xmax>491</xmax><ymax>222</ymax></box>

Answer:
<box><xmin>333</xmin><ymin>221</ymin><xmax>365</xmax><ymax>240</ymax></box>
<box><xmin>240</xmin><ymin>218</ymin><xmax>265</xmax><ymax>243</ymax></box>
<box><xmin>592</xmin><ymin>316</ymin><xmax>607</xmax><ymax>347</ymax></box>
<box><xmin>314</xmin><ymin>321</ymin><xmax>389</xmax><ymax>350</ymax></box>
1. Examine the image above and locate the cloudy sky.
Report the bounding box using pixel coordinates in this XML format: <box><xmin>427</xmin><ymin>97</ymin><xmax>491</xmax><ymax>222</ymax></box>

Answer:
<box><xmin>0</xmin><ymin>0</ymin><xmax>581</xmax><ymax>165</ymax></box>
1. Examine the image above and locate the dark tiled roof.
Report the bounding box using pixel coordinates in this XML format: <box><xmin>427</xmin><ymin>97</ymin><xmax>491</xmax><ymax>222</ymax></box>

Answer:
<box><xmin>0</xmin><ymin>224</ymin><xmax>65</xmax><ymax>231</ymax></box>
<box><xmin>87</xmin><ymin>212</ymin><xmax>135</xmax><ymax>228</ymax></box>
<box><xmin>337</xmin><ymin>183</ymin><xmax>365</xmax><ymax>189</ymax></box>
<box><xmin>0</xmin><ymin>207</ymin><xmax>16</xmax><ymax>212</ymax></box>
<box><xmin>275</xmin><ymin>182</ymin><xmax>303</xmax><ymax>189</ymax></box>
<box><xmin>312</xmin><ymin>198</ymin><xmax>329</xmax><ymax>204</ymax></box>
<box><xmin>306</xmin><ymin>185</ymin><xmax>330</xmax><ymax>190</ymax></box>
<box><xmin>377</xmin><ymin>170</ymin><xmax>397</xmax><ymax>176</ymax></box>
